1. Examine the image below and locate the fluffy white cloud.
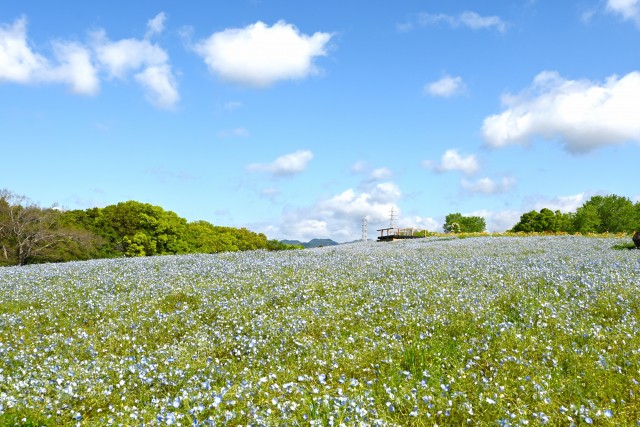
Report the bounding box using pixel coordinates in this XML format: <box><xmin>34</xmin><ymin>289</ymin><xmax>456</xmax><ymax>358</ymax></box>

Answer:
<box><xmin>461</xmin><ymin>176</ymin><xmax>515</xmax><ymax>195</ymax></box>
<box><xmin>255</xmin><ymin>178</ymin><xmax>441</xmax><ymax>241</ymax></box>
<box><xmin>319</xmin><ymin>183</ymin><xmax>400</xmax><ymax>221</ymax></box>
<box><xmin>49</xmin><ymin>41</ymin><xmax>100</xmax><ymax>95</ymax></box>
<box><xmin>370</xmin><ymin>167</ymin><xmax>393</xmax><ymax>180</ymax></box>
<box><xmin>287</xmin><ymin>219</ymin><xmax>330</xmax><ymax>240</ymax></box>
<box><xmin>607</xmin><ymin>0</ymin><xmax>640</xmax><ymax>25</ymax></box>
<box><xmin>134</xmin><ymin>64</ymin><xmax>179</xmax><ymax>108</ymax></box>
<box><xmin>246</xmin><ymin>150</ymin><xmax>313</xmax><ymax>177</ymax></box>
<box><xmin>93</xmin><ymin>35</ymin><xmax>167</xmax><ymax>78</ymax></box>
<box><xmin>145</xmin><ymin>12</ymin><xmax>167</xmax><ymax>39</ymax></box>
<box><xmin>483</xmin><ymin>71</ymin><xmax>640</xmax><ymax>153</ymax></box>
<box><xmin>194</xmin><ymin>21</ymin><xmax>332</xmax><ymax>87</ymax></box>
<box><xmin>0</xmin><ymin>14</ymin><xmax>178</xmax><ymax>106</ymax></box>
<box><xmin>402</xmin><ymin>216</ymin><xmax>440</xmax><ymax>232</ymax></box>
<box><xmin>425</xmin><ymin>149</ymin><xmax>479</xmax><ymax>175</ymax></box>
<box><xmin>92</xmin><ymin>29</ymin><xmax>179</xmax><ymax>109</ymax></box>
<box><xmin>0</xmin><ymin>17</ymin><xmax>48</xmax><ymax>83</ymax></box>
<box><xmin>274</xmin><ymin>182</ymin><xmax>402</xmax><ymax>241</ymax></box>
<box><xmin>468</xmin><ymin>209</ymin><xmax>522</xmax><ymax>232</ymax></box>
<box><xmin>425</xmin><ymin>75</ymin><xmax>465</xmax><ymax>97</ymax></box>
<box><xmin>458</xmin><ymin>11</ymin><xmax>507</xmax><ymax>31</ymax></box>
<box><xmin>529</xmin><ymin>192</ymin><xmax>589</xmax><ymax>212</ymax></box>
<box><xmin>400</xmin><ymin>11</ymin><xmax>506</xmax><ymax>32</ymax></box>
<box><xmin>0</xmin><ymin>17</ymin><xmax>99</xmax><ymax>94</ymax></box>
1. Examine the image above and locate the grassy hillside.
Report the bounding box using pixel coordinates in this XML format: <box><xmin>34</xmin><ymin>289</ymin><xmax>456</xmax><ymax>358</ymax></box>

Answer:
<box><xmin>1</xmin><ymin>236</ymin><xmax>639</xmax><ymax>425</ymax></box>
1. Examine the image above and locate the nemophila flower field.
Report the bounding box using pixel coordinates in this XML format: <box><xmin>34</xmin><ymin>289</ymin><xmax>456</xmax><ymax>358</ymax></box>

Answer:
<box><xmin>1</xmin><ymin>236</ymin><xmax>640</xmax><ymax>426</ymax></box>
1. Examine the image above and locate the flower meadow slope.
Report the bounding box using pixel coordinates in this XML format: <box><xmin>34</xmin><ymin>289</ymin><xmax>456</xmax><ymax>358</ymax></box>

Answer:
<box><xmin>1</xmin><ymin>236</ymin><xmax>639</xmax><ymax>426</ymax></box>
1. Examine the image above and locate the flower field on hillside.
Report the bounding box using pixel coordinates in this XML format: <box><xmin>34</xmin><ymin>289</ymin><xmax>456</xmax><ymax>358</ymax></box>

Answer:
<box><xmin>1</xmin><ymin>236</ymin><xmax>639</xmax><ymax>426</ymax></box>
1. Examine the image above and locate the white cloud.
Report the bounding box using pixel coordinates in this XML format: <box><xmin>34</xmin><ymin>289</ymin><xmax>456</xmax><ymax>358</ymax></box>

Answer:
<box><xmin>0</xmin><ymin>17</ymin><xmax>99</xmax><ymax>94</ymax></box>
<box><xmin>324</xmin><ymin>184</ymin><xmax>399</xmax><ymax>220</ymax></box>
<box><xmin>458</xmin><ymin>11</ymin><xmax>507</xmax><ymax>32</ymax></box>
<box><xmin>93</xmin><ymin>35</ymin><xmax>167</xmax><ymax>78</ymax></box>
<box><xmin>287</xmin><ymin>219</ymin><xmax>330</xmax><ymax>240</ymax></box>
<box><xmin>607</xmin><ymin>0</ymin><xmax>640</xmax><ymax>25</ymax></box>
<box><xmin>92</xmin><ymin>27</ymin><xmax>179</xmax><ymax>109</ymax></box>
<box><xmin>145</xmin><ymin>12</ymin><xmax>167</xmax><ymax>39</ymax></box>
<box><xmin>49</xmin><ymin>41</ymin><xmax>100</xmax><ymax>95</ymax></box>
<box><xmin>370</xmin><ymin>167</ymin><xmax>393</xmax><ymax>180</ymax></box>
<box><xmin>529</xmin><ymin>192</ymin><xmax>589</xmax><ymax>212</ymax></box>
<box><xmin>468</xmin><ymin>209</ymin><xmax>522</xmax><ymax>232</ymax></box>
<box><xmin>402</xmin><ymin>216</ymin><xmax>440</xmax><ymax>232</ymax></box>
<box><xmin>194</xmin><ymin>20</ymin><xmax>332</xmax><ymax>87</ymax></box>
<box><xmin>461</xmin><ymin>176</ymin><xmax>515</xmax><ymax>195</ymax></box>
<box><xmin>279</xmin><ymin>183</ymin><xmax>401</xmax><ymax>241</ymax></box>
<box><xmin>580</xmin><ymin>8</ymin><xmax>597</xmax><ymax>24</ymax></box>
<box><xmin>0</xmin><ymin>14</ymin><xmax>178</xmax><ymax>107</ymax></box>
<box><xmin>633</xmin><ymin>195</ymin><xmax>640</xmax><ymax>203</ymax></box>
<box><xmin>223</xmin><ymin>101</ymin><xmax>243</xmax><ymax>111</ymax></box>
<box><xmin>349</xmin><ymin>162</ymin><xmax>393</xmax><ymax>181</ymax></box>
<box><xmin>483</xmin><ymin>71</ymin><xmax>640</xmax><ymax>153</ymax></box>
<box><xmin>260</xmin><ymin>187</ymin><xmax>279</xmax><ymax>200</ymax></box>
<box><xmin>0</xmin><ymin>17</ymin><xmax>48</xmax><ymax>83</ymax></box>
<box><xmin>217</xmin><ymin>127</ymin><xmax>249</xmax><ymax>138</ymax></box>
<box><xmin>401</xmin><ymin>11</ymin><xmax>506</xmax><ymax>32</ymax></box>
<box><xmin>350</xmin><ymin>160</ymin><xmax>367</xmax><ymax>174</ymax></box>
<box><xmin>425</xmin><ymin>75</ymin><xmax>465</xmax><ymax>97</ymax></box>
<box><xmin>134</xmin><ymin>64</ymin><xmax>179</xmax><ymax>108</ymax></box>
<box><xmin>256</xmin><ymin>180</ymin><xmax>441</xmax><ymax>241</ymax></box>
<box><xmin>246</xmin><ymin>149</ymin><xmax>314</xmax><ymax>177</ymax></box>
<box><xmin>425</xmin><ymin>149</ymin><xmax>479</xmax><ymax>175</ymax></box>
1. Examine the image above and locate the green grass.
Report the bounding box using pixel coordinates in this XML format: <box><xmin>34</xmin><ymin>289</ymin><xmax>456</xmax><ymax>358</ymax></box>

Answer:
<box><xmin>0</xmin><ymin>236</ymin><xmax>639</xmax><ymax>425</ymax></box>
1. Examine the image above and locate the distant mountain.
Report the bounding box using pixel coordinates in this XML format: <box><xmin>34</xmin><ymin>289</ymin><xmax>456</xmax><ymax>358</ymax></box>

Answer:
<box><xmin>281</xmin><ymin>238</ymin><xmax>339</xmax><ymax>248</ymax></box>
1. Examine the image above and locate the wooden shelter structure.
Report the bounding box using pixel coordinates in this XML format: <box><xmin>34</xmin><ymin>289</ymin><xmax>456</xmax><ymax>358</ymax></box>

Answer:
<box><xmin>376</xmin><ymin>227</ymin><xmax>425</xmax><ymax>242</ymax></box>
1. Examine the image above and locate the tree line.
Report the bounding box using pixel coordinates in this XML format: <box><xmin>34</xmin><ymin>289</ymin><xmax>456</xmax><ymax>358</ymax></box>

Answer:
<box><xmin>441</xmin><ymin>194</ymin><xmax>640</xmax><ymax>235</ymax></box>
<box><xmin>510</xmin><ymin>194</ymin><xmax>640</xmax><ymax>234</ymax></box>
<box><xmin>0</xmin><ymin>190</ymin><xmax>301</xmax><ymax>266</ymax></box>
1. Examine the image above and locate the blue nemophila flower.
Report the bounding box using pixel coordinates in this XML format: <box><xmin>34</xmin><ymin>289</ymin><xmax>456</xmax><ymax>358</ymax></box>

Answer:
<box><xmin>1</xmin><ymin>236</ymin><xmax>639</xmax><ymax>424</ymax></box>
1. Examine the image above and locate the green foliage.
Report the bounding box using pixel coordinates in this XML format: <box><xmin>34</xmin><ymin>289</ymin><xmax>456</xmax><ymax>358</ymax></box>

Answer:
<box><xmin>2</xmin><ymin>190</ymin><xmax>292</xmax><ymax>266</ymax></box>
<box><xmin>513</xmin><ymin>194</ymin><xmax>640</xmax><ymax>235</ymax></box>
<box><xmin>511</xmin><ymin>208</ymin><xmax>574</xmax><ymax>233</ymax></box>
<box><xmin>184</xmin><ymin>220</ymin><xmax>271</xmax><ymax>253</ymax></box>
<box><xmin>95</xmin><ymin>201</ymin><xmax>190</xmax><ymax>256</ymax></box>
<box><xmin>443</xmin><ymin>213</ymin><xmax>486</xmax><ymax>233</ymax></box>
<box><xmin>1</xmin><ymin>190</ymin><xmax>99</xmax><ymax>266</ymax></box>
<box><xmin>266</xmin><ymin>239</ymin><xmax>304</xmax><ymax>251</ymax></box>
<box><xmin>574</xmin><ymin>194</ymin><xmax>638</xmax><ymax>234</ymax></box>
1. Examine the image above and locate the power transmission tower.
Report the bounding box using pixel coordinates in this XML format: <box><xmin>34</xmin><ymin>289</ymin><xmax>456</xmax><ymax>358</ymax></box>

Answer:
<box><xmin>361</xmin><ymin>217</ymin><xmax>368</xmax><ymax>241</ymax></box>
<box><xmin>389</xmin><ymin>207</ymin><xmax>397</xmax><ymax>229</ymax></box>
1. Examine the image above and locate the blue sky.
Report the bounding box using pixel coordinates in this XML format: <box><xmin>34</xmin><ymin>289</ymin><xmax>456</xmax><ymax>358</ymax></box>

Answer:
<box><xmin>2</xmin><ymin>1</ymin><xmax>639</xmax><ymax>242</ymax></box>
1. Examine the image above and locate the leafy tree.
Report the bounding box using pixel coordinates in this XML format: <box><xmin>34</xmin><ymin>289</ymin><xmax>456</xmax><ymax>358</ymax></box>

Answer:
<box><xmin>0</xmin><ymin>190</ymin><xmax>97</xmax><ymax>266</ymax></box>
<box><xmin>510</xmin><ymin>209</ymin><xmax>574</xmax><ymax>233</ymax></box>
<box><xmin>266</xmin><ymin>239</ymin><xmax>304</xmax><ymax>250</ymax></box>
<box><xmin>95</xmin><ymin>201</ymin><xmax>190</xmax><ymax>256</ymax></box>
<box><xmin>573</xmin><ymin>195</ymin><xmax>637</xmax><ymax>234</ymax></box>
<box><xmin>443</xmin><ymin>213</ymin><xmax>486</xmax><ymax>233</ymax></box>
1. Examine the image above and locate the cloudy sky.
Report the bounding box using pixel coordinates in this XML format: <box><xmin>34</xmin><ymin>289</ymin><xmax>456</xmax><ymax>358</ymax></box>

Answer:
<box><xmin>2</xmin><ymin>1</ymin><xmax>639</xmax><ymax>241</ymax></box>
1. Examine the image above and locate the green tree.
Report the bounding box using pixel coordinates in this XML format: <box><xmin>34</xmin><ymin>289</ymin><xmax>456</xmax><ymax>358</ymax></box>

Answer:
<box><xmin>574</xmin><ymin>195</ymin><xmax>637</xmax><ymax>234</ymax></box>
<box><xmin>510</xmin><ymin>209</ymin><xmax>574</xmax><ymax>233</ymax></box>
<box><xmin>0</xmin><ymin>190</ymin><xmax>97</xmax><ymax>266</ymax></box>
<box><xmin>95</xmin><ymin>201</ymin><xmax>189</xmax><ymax>256</ymax></box>
<box><xmin>444</xmin><ymin>213</ymin><xmax>486</xmax><ymax>233</ymax></box>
